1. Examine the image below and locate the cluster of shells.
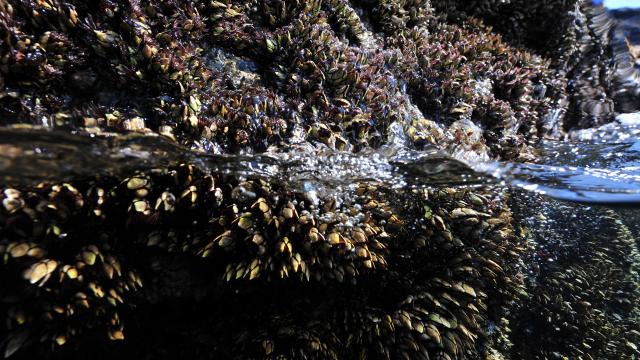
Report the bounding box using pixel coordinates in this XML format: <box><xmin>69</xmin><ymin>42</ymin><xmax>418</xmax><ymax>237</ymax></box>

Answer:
<box><xmin>0</xmin><ymin>0</ymin><xmax>638</xmax><ymax>359</ymax></box>
<box><xmin>508</xmin><ymin>200</ymin><xmax>640</xmax><ymax>359</ymax></box>
<box><xmin>430</xmin><ymin>0</ymin><xmax>640</xmax><ymax>128</ymax></box>
<box><xmin>0</xmin><ymin>163</ymin><xmax>524</xmax><ymax>359</ymax></box>
<box><xmin>3</xmin><ymin>0</ymin><xmax>614</xmax><ymax>158</ymax></box>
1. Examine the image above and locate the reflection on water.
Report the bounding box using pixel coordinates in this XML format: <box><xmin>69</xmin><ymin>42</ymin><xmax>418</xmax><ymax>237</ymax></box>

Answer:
<box><xmin>476</xmin><ymin>139</ymin><xmax>640</xmax><ymax>204</ymax></box>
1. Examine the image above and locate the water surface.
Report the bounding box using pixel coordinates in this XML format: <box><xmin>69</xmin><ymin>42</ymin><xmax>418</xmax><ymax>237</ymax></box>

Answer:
<box><xmin>1</xmin><ymin>114</ymin><xmax>639</xmax><ymax>205</ymax></box>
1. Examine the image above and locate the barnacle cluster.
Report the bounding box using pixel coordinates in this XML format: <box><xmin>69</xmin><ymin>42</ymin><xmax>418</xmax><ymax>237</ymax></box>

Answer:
<box><xmin>0</xmin><ymin>164</ymin><xmax>523</xmax><ymax>359</ymax></box>
<box><xmin>1</xmin><ymin>0</ymin><xmax>607</xmax><ymax>159</ymax></box>
<box><xmin>508</xmin><ymin>201</ymin><xmax>640</xmax><ymax>359</ymax></box>
<box><xmin>0</xmin><ymin>0</ymin><xmax>639</xmax><ymax>359</ymax></box>
<box><xmin>0</xmin><ymin>182</ymin><xmax>141</xmax><ymax>357</ymax></box>
<box><xmin>430</xmin><ymin>0</ymin><xmax>640</xmax><ymax>128</ymax></box>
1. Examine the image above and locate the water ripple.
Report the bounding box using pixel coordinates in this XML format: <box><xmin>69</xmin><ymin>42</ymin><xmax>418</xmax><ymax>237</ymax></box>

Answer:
<box><xmin>0</xmin><ymin>124</ymin><xmax>638</xmax><ymax>205</ymax></box>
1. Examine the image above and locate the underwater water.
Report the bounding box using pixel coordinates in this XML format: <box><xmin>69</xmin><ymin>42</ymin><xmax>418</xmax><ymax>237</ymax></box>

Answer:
<box><xmin>0</xmin><ymin>113</ymin><xmax>638</xmax><ymax>358</ymax></box>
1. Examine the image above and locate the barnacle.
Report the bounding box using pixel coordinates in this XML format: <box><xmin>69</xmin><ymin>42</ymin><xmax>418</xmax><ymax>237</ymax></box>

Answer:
<box><xmin>0</xmin><ymin>165</ymin><xmax>524</xmax><ymax>359</ymax></box>
<box><xmin>508</xmin><ymin>201</ymin><xmax>640</xmax><ymax>359</ymax></box>
<box><xmin>430</xmin><ymin>0</ymin><xmax>640</xmax><ymax>129</ymax></box>
<box><xmin>0</xmin><ymin>0</ymin><xmax>577</xmax><ymax>158</ymax></box>
<box><xmin>0</xmin><ymin>184</ymin><xmax>141</xmax><ymax>357</ymax></box>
